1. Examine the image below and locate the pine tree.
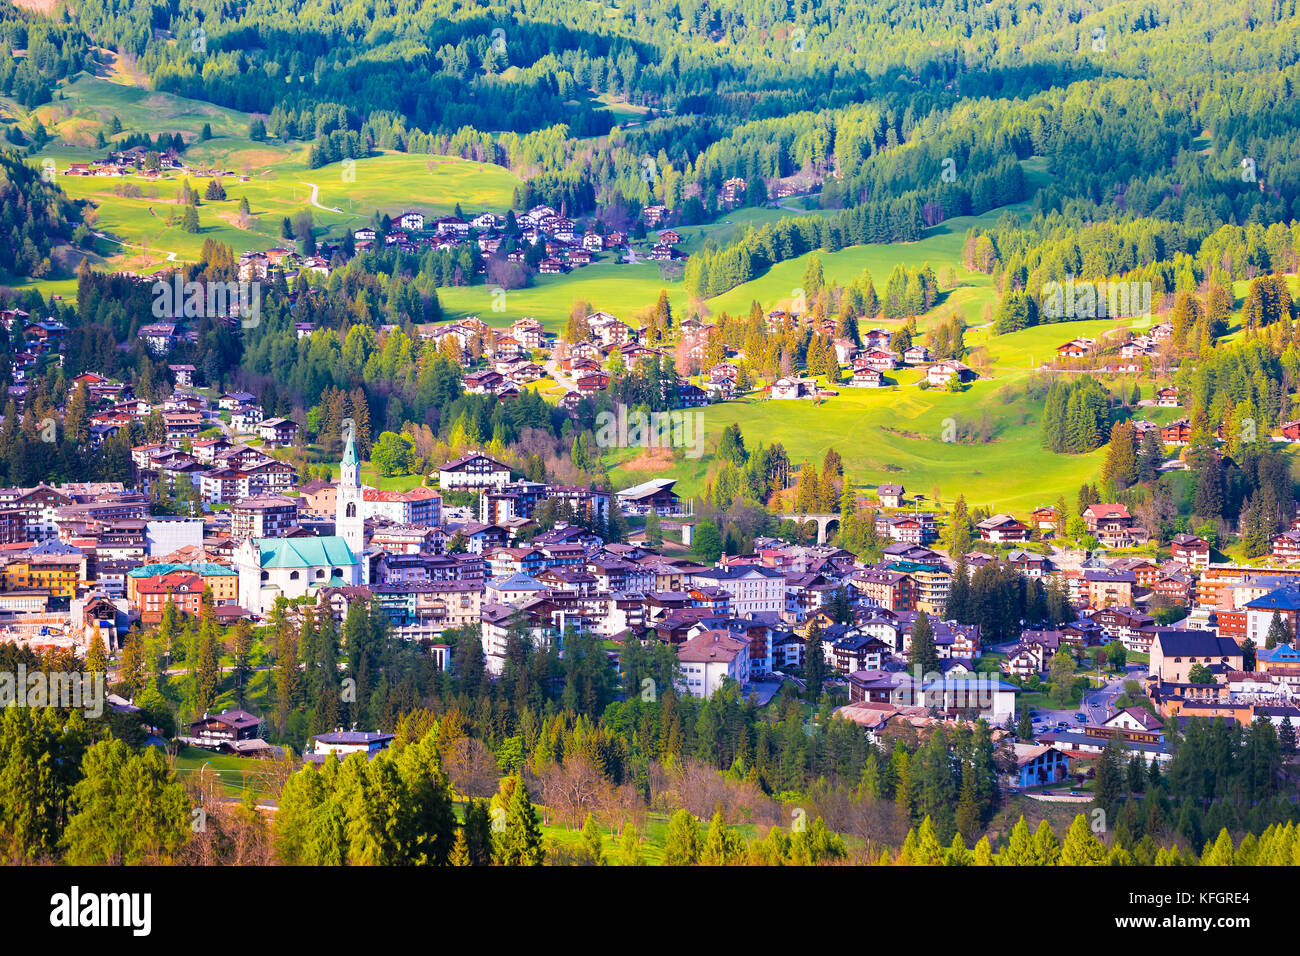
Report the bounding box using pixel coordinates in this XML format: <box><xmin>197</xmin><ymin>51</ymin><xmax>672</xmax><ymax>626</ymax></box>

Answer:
<box><xmin>1266</xmin><ymin>611</ymin><xmax>1289</xmax><ymax>649</ymax></box>
<box><xmin>804</xmin><ymin>618</ymin><xmax>825</xmax><ymax>699</ymax></box>
<box><xmin>955</xmin><ymin>767</ymin><xmax>981</xmax><ymax>839</ymax></box>
<box><xmin>1093</xmin><ymin>736</ymin><xmax>1124</xmax><ymax>817</ymax></box>
<box><xmin>86</xmin><ymin>634</ymin><xmax>107</xmax><ymax>677</ymax></box>
<box><xmin>1058</xmin><ymin>813</ymin><xmax>1107</xmax><ymax>865</ymax></box>
<box><xmin>1031</xmin><ymin>819</ymin><xmax>1061</xmax><ymax>866</ymax></box>
<box><xmin>495</xmin><ymin>775</ymin><xmax>544</xmax><ymax>865</ymax></box>
<box><xmin>909</xmin><ymin>610</ymin><xmax>939</xmax><ymax>675</ymax></box>
<box><xmin>663</xmin><ymin>809</ymin><xmax>701</xmax><ymax>865</ymax></box>
<box><xmin>580</xmin><ymin>813</ymin><xmax>605</xmax><ymax>865</ymax></box>
<box><xmin>1280</xmin><ymin>716</ymin><xmax>1297</xmax><ymax>755</ymax></box>
<box><xmin>618</xmin><ymin>823</ymin><xmax>646</xmax><ymax>865</ymax></box>
<box><xmin>999</xmin><ymin>816</ymin><xmax>1036</xmax><ymax>865</ymax></box>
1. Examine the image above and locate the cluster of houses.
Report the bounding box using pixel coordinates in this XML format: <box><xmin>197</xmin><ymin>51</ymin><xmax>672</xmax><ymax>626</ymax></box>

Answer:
<box><xmin>61</xmin><ymin>146</ymin><xmax>188</xmax><ymax>179</ymax></box>
<box><xmin>1052</xmin><ymin>324</ymin><xmax>1175</xmax><ymax>374</ymax></box>
<box><xmin>1</xmin><ymin>308</ymin><xmax>69</xmax><ymax>400</ymax></box>
<box><xmin>348</xmin><ymin>203</ymin><xmax>686</xmax><ymax>274</ymax></box>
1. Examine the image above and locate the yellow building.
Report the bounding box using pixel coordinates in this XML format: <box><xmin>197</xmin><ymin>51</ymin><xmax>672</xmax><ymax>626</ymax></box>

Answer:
<box><xmin>2</xmin><ymin>541</ymin><xmax>89</xmax><ymax>598</ymax></box>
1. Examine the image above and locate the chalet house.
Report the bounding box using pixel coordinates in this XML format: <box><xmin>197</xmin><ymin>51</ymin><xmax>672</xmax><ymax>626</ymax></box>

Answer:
<box><xmin>616</xmin><ymin>478</ymin><xmax>681</xmax><ymax>516</ymax></box>
<box><xmin>1056</xmin><ymin>338</ymin><xmax>1095</xmax><ymax>359</ymax></box>
<box><xmin>826</xmin><ymin>633</ymin><xmax>889</xmax><ymax>674</ymax></box>
<box><xmin>397</xmin><ymin>211</ymin><xmax>425</xmax><ymax>231</ymax></box>
<box><xmin>720</xmin><ymin>178</ymin><xmax>746</xmax><ymax>203</ymax></box>
<box><xmin>862</xmin><ymin>328</ymin><xmax>891</xmax><ymax>349</ymax></box>
<box><xmin>1279</xmin><ymin>420</ymin><xmax>1300</xmax><ymax>442</ymax></box>
<box><xmin>862</xmin><ymin>348</ymin><xmax>898</xmax><ymax>371</ymax></box>
<box><xmin>309</xmin><ymin>731</ymin><xmax>395</xmax><ymax>758</ymax></box>
<box><xmin>1170</xmin><ymin>533</ymin><xmax>1210</xmax><ymax>569</ymax></box>
<box><xmin>1006</xmin><ymin>549</ymin><xmax>1052</xmax><ymax>577</ymax></box>
<box><xmin>1160</xmin><ymin>419</ymin><xmax>1192</xmax><ymax>445</ymax></box>
<box><xmin>1082</xmin><ymin>503</ymin><xmax>1148</xmax><ymax>548</ymax></box>
<box><xmin>464</xmin><ymin>369</ymin><xmax>505</xmax><ymax>394</ymax></box>
<box><xmin>188</xmin><ymin>709</ymin><xmax>260</xmax><ymax>749</ymax></box>
<box><xmin>677</xmin><ymin>383</ymin><xmax>708</xmax><ymax>408</ymax></box>
<box><xmin>1090</xmin><ymin>605</ymin><xmax>1153</xmax><ymax>648</ymax></box>
<box><xmin>162</xmin><ymin>412</ymin><xmax>203</xmax><ymax>442</ymax></box>
<box><xmin>903</xmin><ymin>345</ymin><xmax>930</xmax><ymax>365</ymax></box>
<box><xmin>1031</xmin><ymin>506</ymin><xmax>1060</xmax><ymax>531</ymax></box>
<box><xmin>1011</xmin><ymin>744</ymin><xmax>1071</xmax><ymax>788</ymax></box>
<box><xmin>877</xmin><ymin>484</ymin><xmax>905</xmax><ymax>509</ymax></box>
<box><xmin>1153</xmin><ymin>571</ymin><xmax>1194</xmax><ymax>605</ymax></box>
<box><xmin>926</xmin><ymin>361</ymin><xmax>976</xmax><ymax>387</ymax></box>
<box><xmin>574</xmin><ymin>372</ymin><xmax>610</xmax><ymax>395</ymax></box>
<box><xmin>1155</xmin><ymin>387</ymin><xmax>1181</xmax><ymax>408</ymax></box>
<box><xmin>434</xmin><ymin>216</ymin><xmax>469</xmax><ymax>238</ymax></box>
<box><xmin>705</xmin><ymin>376</ymin><xmax>736</xmax><ymax>401</ymax></box>
<box><xmin>850</xmin><ymin>366</ymin><xmax>883</xmax><ymax>388</ymax></box>
<box><xmin>437</xmin><ymin>452</ymin><xmax>511</xmax><ymax>492</ymax></box>
<box><xmin>257</xmin><ymin>418</ymin><xmax>299</xmax><ymax>447</ymax></box>
<box><xmin>1272</xmin><ymin>530</ymin><xmax>1300</xmax><ymax>564</ymax></box>
<box><xmin>976</xmin><ymin>514</ymin><xmax>1030</xmax><ymax>543</ymax></box>
<box><xmin>219</xmin><ymin>391</ymin><xmax>257</xmax><ymax>411</ymax></box>
<box><xmin>770</xmin><ymin>377</ymin><xmax>816</xmax><ymax>400</ymax></box>
<box><xmin>231</xmin><ymin>406</ymin><xmax>264</xmax><ymax>433</ymax></box>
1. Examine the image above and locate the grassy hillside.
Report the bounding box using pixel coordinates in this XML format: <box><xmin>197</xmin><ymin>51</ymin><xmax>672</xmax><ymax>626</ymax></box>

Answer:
<box><xmin>5</xmin><ymin>73</ymin><xmax>521</xmax><ymax>278</ymax></box>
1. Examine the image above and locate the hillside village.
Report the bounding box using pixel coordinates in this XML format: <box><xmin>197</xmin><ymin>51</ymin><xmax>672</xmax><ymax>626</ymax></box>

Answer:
<box><xmin>6</xmin><ymin>280</ymin><xmax>1300</xmax><ymax>786</ymax></box>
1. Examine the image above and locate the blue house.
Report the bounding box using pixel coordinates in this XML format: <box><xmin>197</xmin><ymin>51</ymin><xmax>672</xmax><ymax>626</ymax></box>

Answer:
<box><xmin>1012</xmin><ymin>743</ymin><xmax>1071</xmax><ymax>788</ymax></box>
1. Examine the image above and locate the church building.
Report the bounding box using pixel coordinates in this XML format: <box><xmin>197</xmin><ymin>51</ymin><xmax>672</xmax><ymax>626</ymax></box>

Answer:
<box><xmin>234</xmin><ymin>433</ymin><xmax>366</xmax><ymax>614</ymax></box>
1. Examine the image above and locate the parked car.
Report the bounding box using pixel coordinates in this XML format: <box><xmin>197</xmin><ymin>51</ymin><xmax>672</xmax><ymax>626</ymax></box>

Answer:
<box><xmin>1074</xmin><ymin>712</ymin><xmax>1088</xmax><ymax>722</ymax></box>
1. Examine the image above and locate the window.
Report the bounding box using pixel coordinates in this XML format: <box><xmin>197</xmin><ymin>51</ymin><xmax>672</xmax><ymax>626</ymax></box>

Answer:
<box><xmin>290</xmin><ymin>571</ymin><xmax>300</xmax><ymax>581</ymax></box>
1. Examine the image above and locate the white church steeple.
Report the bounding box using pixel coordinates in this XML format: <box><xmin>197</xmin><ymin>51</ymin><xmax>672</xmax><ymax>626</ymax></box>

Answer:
<box><xmin>337</xmin><ymin>428</ymin><xmax>366</xmax><ymax>581</ymax></box>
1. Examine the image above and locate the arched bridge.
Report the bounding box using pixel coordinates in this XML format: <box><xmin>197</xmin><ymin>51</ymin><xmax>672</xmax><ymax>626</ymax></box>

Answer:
<box><xmin>785</xmin><ymin>513</ymin><xmax>840</xmax><ymax>545</ymax></box>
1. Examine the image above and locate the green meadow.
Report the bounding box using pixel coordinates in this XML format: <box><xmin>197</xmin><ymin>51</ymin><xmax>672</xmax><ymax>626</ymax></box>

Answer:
<box><xmin>607</xmin><ymin>371</ymin><xmax>1110</xmax><ymax>513</ymax></box>
<box><xmin>7</xmin><ymin>73</ymin><xmax>521</xmax><ymax>277</ymax></box>
<box><xmin>3</xmin><ymin>74</ymin><xmax>1181</xmax><ymax>513</ymax></box>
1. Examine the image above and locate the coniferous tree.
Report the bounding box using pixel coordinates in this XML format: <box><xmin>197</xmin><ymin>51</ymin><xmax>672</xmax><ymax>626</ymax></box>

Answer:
<box><xmin>495</xmin><ymin>775</ymin><xmax>544</xmax><ymax>865</ymax></box>
<box><xmin>908</xmin><ymin>610</ymin><xmax>939</xmax><ymax>675</ymax></box>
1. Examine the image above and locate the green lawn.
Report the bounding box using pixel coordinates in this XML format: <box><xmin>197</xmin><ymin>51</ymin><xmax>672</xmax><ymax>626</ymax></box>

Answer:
<box><xmin>607</xmin><ymin>369</ymin><xmax>1109</xmax><ymax>513</ymax></box>
<box><xmin>172</xmin><ymin>745</ymin><xmax>280</xmax><ymax>799</ymax></box>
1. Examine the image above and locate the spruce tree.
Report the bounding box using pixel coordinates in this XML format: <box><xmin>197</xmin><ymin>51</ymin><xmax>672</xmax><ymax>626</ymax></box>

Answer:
<box><xmin>908</xmin><ymin>610</ymin><xmax>939</xmax><ymax>676</ymax></box>
<box><xmin>495</xmin><ymin>775</ymin><xmax>544</xmax><ymax>865</ymax></box>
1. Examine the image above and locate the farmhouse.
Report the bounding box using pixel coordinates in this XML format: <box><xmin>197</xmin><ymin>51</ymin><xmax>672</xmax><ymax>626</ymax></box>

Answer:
<box><xmin>926</xmin><ymin>361</ymin><xmax>976</xmax><ymax>387</ymax></box>
<box><xmin>976</xmin><ymin>514</ymin><xmax>1029</xmax><ymax>543</ymax></box>
<box><xmin>877</xmin><ymin>484</ymin><xmax>905</xmax><ymax>509</ymax></box>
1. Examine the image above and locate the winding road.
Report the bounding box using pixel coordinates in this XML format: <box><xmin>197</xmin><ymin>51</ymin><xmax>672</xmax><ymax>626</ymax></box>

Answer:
<box><xmin>300</xmin><ymin>181</ymin><xmax>342</xmax><ymax>213</ymax></box>
<box><xmin>93</xmin><ymin>230</ymin><xmax>179</xmax><ymax>262</ymax></box>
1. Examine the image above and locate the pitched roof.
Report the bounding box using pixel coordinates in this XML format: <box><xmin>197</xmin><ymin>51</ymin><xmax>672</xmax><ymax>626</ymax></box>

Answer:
<box><xmin>255</xmin><ymin>535</ymin><xmax>356</xmax><ymax>569</ymax></box>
